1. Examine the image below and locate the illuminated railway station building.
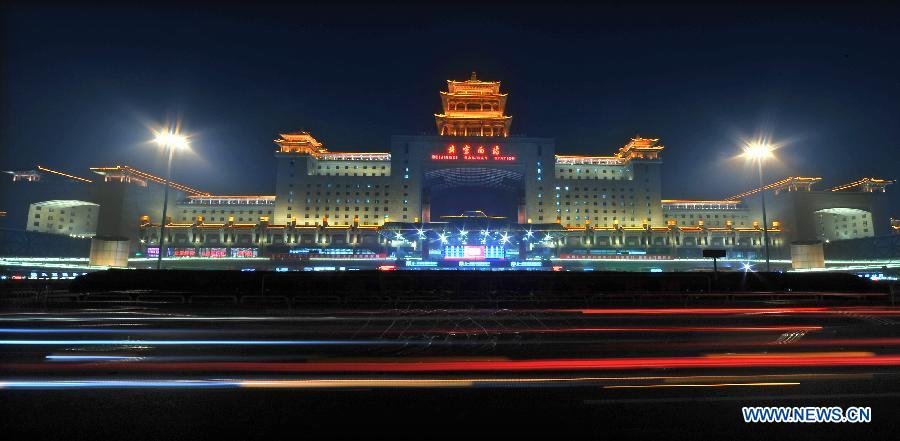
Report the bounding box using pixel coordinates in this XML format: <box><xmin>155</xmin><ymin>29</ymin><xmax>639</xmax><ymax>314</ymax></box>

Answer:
<box><xmin>271</xmin><ymin>73</ymin><xmax>663</xmax><ymax>229</ymax></box>
<box><xmin>3</xmin><ymin>74</ymin><xmax>893</xmax><ymax>266</ymax></box>
<box><xmin>131</xmin><ymin>74</ymin><xmax>891</xmax><ymax>263</ymax></box>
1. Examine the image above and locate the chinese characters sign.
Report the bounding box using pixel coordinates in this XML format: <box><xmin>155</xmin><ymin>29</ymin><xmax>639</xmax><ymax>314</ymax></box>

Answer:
<box><xmin>431</xmin><ymin>145</ymin><xmax>516</xmax><ymax>161</ymax></box>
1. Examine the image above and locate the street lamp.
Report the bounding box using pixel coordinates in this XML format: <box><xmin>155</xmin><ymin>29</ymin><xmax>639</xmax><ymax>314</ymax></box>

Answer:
<box><xmin>742</xmin><ymin>141</ymin><xmax>773</xmax><ymax>272</ymax></box>
<box><xmin>153</xmin><ymin>130</ymin><xmax>189</xmax><ymax>270</ymax></box>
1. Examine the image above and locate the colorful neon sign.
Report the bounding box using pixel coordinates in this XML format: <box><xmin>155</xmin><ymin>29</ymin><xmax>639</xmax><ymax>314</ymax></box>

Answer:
<box><xmin>442</xmin><ymin>245</ymin><xmax>505</xmax><ymax>260</ymax></box>
<box><xmin>431</xmin><ymin>145</ymin><xmax>516</xmax><ymax>162</ymax></box>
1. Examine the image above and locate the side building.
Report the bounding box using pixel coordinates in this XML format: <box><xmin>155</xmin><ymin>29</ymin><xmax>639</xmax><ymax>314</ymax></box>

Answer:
<box><xmin>725</xmin><ymin>176</ymin><xmax>892</xmax><ymax>244</ymax></box>
<box><xmin>26</xmin><ymin>200</ymin><xmax>99</xmax><ymax>238</ymax></box>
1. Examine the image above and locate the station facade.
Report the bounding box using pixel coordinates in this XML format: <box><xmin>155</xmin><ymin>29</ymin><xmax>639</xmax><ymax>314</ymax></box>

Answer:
<box><xmin>272</xmin><ymin>73</ymin><xmax>664</xmax><ymax>230</ymax></box>
<box><xmin>3</xmin><ymin>74</ymin><xmax>893</xmax><ymax>265</ymax></box>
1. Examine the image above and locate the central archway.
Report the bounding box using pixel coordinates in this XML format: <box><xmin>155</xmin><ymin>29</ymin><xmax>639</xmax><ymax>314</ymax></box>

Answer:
<box><xmin>422</xmin><ymin>167</ymin><xmax>525</xmax><ymax>222</ymax></box>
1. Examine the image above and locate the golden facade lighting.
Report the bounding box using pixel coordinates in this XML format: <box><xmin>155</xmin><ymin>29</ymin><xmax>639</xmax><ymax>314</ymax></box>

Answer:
<box><xmin>725</xmin><ymin>176</ymin><xmax>822</xmax><ymax>201</ymax></box>
<box><xmin>36</xmin><ymin>165</ymin><xmax>93</xmax><ymax>183</ymax></box>
<box><xmin>555</xmin><ymin>155</ymin><xmax>624</xmax><ymax>166</ymax></box>
<box><xmin>274</xmin><ymin>132</ymin><xmax>325</xmax><ymax>154</ymax></box>
<box><xmin>185</xmin><ymin>195</ymin><xmax>276</xmax><ymax>206</ymax></box>
<box><xmin>274</xmin><ymin>132</ymin><xmax>389</xmax><ymax>160</ymax></box>
<box><xmin>435</xmin><ymin>72</ymin><xmax>512</xmax><ymax>137</ymax></box>
<box><xmin>615</xmin><ymin>137</ymin><xmax>665</xmax><ymax>160</ymax></box>
<box><xmin>829</xmin><ymin>177</ymin><xmax>894</xmax><ymax>192</ymax></box>
<box><xmin>90</xmin><ymin>165</ymin><xmax>209</xmax><ymax>196</ymax></box>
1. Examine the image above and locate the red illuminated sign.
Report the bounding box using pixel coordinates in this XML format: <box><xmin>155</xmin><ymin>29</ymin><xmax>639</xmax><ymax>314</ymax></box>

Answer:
<box><xmin>431</xmin><ymin>145</ymin><xmax>516</xmax><ymax>162</ymax></box>
<box><xmin>172</xmin><ymin>248</ymin><xmax>196</xmax><ymax>257</ymax></box>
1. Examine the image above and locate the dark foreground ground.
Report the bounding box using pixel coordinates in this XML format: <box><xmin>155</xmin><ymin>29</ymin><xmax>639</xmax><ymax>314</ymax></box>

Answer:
<box><xmin>2</xmin><ymin>299</ymin><xmax>899</xmax><ymax>439</ymax></box>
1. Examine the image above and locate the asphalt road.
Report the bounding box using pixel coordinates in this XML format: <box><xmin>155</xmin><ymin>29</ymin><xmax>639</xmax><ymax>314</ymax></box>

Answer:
<box><xmin>2</xmin><ymin>304</ymin><xmax>900</xmax><ymax>439</ymax></box>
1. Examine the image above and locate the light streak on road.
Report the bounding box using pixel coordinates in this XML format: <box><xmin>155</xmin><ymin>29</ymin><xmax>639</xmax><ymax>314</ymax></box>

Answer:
<box><xmin>45</xmin><ymin>355</ymin><xmax>144</xmax><ymax>361</ymax></box>
<box><xmin>0</xmin><ymin>339</ymin><xmax>422</xmax><ymax>346</ymax></box>
<box><xmin>604</xmin><ymin>382</ymin><xmax>800</xmax><ymax>389</ymax></box>
<box><xmin>0</xmin><ymin>325</ymin><xmax>825</xmax><ymax>335</ymax></box>
<box><xmin>0</xmin><ymin>373</ymin><xmax>874</xmax><ymax>390</ymax></box>
<box><xmin>7</xmin><ymin>353</ymin><xmax>900</xmax><ymax>373</ymax></box>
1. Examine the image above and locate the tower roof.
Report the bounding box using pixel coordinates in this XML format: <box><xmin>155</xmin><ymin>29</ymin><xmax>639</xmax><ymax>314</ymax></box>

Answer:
<box><xmin>436</xmin><ymin>74</ymin><xmax>512</xmax><ymax>137</ymax></box>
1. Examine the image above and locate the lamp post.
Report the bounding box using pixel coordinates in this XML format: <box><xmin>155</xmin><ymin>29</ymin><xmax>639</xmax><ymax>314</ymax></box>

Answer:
<box><xmin>153</xmin><ymin>132</ymin><xmax>188</xmax><ymax>270</ymax></box>
<box><xmin>743</xmin><ymin>142</ymin><xmax>772</xmax><ymax>272</ymax></box>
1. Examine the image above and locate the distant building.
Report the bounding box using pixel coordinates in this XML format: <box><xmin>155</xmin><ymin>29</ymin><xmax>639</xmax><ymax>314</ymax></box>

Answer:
<box><xmin>1</xmin><ymin>166</ymin><xmax>94</xmax><ymax>230</ymax></box>
<box><xmin>727</xmin><ymin>176</ymin><xmax>892</xmax><ymax>244</ymax></box>
<box><xmin>26</xmin><ymin>200</ymin><xmax>99</xmax><ymax>237</ymax></box>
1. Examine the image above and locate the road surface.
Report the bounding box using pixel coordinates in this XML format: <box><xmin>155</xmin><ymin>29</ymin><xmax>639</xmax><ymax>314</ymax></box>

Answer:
<box><xmin>2</xmin><ymin>304</ymin><xmax>899</xmax><ymax>438</ymax></box>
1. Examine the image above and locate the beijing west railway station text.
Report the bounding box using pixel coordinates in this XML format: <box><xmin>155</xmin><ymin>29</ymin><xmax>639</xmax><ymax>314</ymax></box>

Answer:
<box><xmin>4</xmin><ymin>73</ymin><xmax>893</xmax><ymax>271</ymax></box>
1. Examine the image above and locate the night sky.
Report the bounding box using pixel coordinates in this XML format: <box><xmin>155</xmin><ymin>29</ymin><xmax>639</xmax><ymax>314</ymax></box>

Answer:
<box><xmin>3</xmin><ymin>3</ymin><xmax>899</xmax><ymax>213</ymax></box>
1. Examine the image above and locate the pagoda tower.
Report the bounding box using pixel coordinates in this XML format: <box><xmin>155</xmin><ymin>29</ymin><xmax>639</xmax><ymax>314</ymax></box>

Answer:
<box><xmin>434</xmin><ymin>72</ymin><xmax>512</xmax><ymax>137</ymax></box>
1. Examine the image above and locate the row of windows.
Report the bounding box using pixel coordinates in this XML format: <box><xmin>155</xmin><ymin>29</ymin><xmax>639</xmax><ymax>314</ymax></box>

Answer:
<box><xmin>317</xmin><ymin>165</ymin><xmax>388</xmax><ymax>170</ymax></box>
<box><xmin>182</xmin><ymin>209</ymin><xmax>273</xmax><ymax>215</ymax></box>
<box><xmin>555</xmin><ymin>185</ymin><xmax>650</xmax><ymax>192</ymax></box>
<box><xmin>33</xmin><ymin>206</ymin><xmax>94</xmax><ymax>213</ymax></box>
<box><xmin>33</xmin><ymin>214</ymin><xmax>90</xmax><ymax>220</ymax></box>
<box><xmin>558</xmin><ymin>168</ymin><xmax>624</xmax><ymax>174</ymax></box>
<box><xmin>303</xmin><ymin>183</ymin><xmax>400</xmax><ymax>188</ymax></box>
<box><xmin>561</xmin><ymin>216</ymin><xmax>649</xmax><ymax>226</ymax></box>
<box><xmin>291</xmin><ymin>206</ymin><xmax>391</xmax><ymax>212</ymax></box>
<box><xmin>313</xmin><ymin>172</ymin><xmax>389</xmax><ymax>177</ymax></box>
<box><xmin>446</xmin><ymin>102</ymin><xmax>500</xmax><ymax>111</ymax></box>
<box><xmin>674</xmin><ymin>214</ymin><xmax>751</xmax><ymax>219</ymax></box>
<box><xmin>556</xmin><ymin>175</ymin><xmax>627</xmax><ymax>181</ymax></box>
<box><xmin>303</xmin><ymin>192</ymin><xmax>393</xmax><ymax>197</ymax></box>
<box><xmin>32</xmin><ymin>222</ymin><xmax>80</xmax><ymax>230</ymax></box>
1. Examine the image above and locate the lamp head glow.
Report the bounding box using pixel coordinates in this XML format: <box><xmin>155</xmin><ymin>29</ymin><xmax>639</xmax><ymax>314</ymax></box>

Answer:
<box><xmin>154</xmin><ymin>131</ymin><xmax>189</xmax><ymax>149</ymax></box>
<box><xmin>742</xmin><ymin>142</ymin><xmax>772</xmax><ymax>161</ymax></box>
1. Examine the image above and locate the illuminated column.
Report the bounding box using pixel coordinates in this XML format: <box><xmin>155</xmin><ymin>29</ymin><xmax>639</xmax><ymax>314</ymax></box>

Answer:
<box><xmin>517</xmin><ymin>190</ymin><xmax>527</xmax><ymax>224</ymax></box>
<box><xmin>421</xmin><ymin>190</ymin><xmax>431</xmax><ymax>223</ymax></box>
<box><xmin>420</xmin><ymin>237</ymin><xmax>429</xmax><ymax>259</ymax></box>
